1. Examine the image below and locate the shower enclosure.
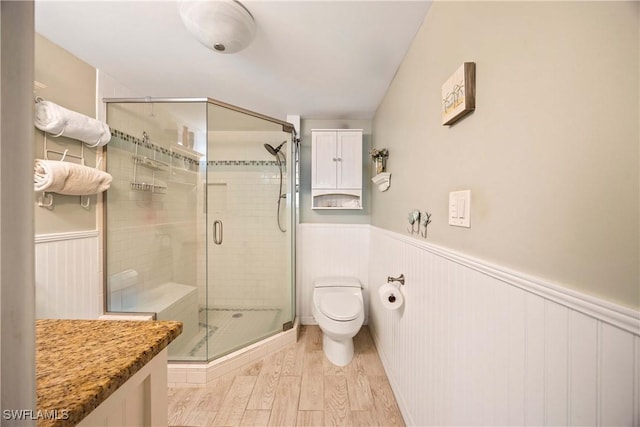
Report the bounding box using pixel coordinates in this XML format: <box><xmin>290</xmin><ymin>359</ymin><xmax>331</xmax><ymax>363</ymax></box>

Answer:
<box><xmin>103</xmin><ymin>98</ymin><xmax>296</xmax><ymax>362</ymax></box>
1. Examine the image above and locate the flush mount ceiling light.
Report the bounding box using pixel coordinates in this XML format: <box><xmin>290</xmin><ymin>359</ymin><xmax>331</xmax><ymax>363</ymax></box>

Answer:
<box><xmin>179</xmin><ymin>0</ymin><xmax>256</xmax><ymax>54</ymax></box>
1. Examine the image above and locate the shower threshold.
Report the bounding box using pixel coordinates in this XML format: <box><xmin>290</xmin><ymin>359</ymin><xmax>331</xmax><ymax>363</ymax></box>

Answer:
<box><xmin>186</xmin><ymin>307</ymin><xmax>284</xmax><ymax>358</ymax></box>
<box><xmin>167</xmin><ymin>316</ymin><xmax>299</xmax><ymax>387</ymax></box>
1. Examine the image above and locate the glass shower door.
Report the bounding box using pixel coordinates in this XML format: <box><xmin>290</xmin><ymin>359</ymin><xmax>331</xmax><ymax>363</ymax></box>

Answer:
<box><xmin>204</xmin><ymin>102</ymin><xmax>294</xmax><ymax>359</ymax></box>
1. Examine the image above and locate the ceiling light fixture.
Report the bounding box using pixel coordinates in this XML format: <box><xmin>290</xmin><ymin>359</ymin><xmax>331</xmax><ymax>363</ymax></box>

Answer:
<box><xmin>178</xmin><ymin>0</ymin><xmax>256</xmax><ymax>54</ymax></box>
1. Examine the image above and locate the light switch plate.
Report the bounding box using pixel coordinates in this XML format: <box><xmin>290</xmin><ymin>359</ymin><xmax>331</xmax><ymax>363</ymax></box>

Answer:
<box><xmin>449</xmin><ymin>190</ymin><xmax>471</xmax><ymax>228</ymax></box>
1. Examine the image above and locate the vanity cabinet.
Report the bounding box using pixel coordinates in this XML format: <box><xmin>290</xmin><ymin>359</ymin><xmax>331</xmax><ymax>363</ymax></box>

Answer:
<box><xmin>311</xmin><ymin>129</ymin><xmax>362</xmax><ymax>209</ymax></box>
<box><xmin>36</xmin><ymin>319</ymin><xmax>182</xmax><ymax>427</ymax></box>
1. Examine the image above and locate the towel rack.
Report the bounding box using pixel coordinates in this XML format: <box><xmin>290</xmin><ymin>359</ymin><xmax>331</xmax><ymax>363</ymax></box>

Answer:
<box><xmin>37</xmin><ymin>131</ymin><xmax>92</xmax><ymax>209</ymax></box>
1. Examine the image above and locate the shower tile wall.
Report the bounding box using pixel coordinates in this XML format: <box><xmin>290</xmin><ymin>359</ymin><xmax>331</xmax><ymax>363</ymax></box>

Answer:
<box><xmin>106</xmin><ymin>133</ymin><xmax>200</xmax><ymax>308</ymax></box>
<box><xmin>196</xmin><ymin>165</ymin><xmax>289</xmax><ymax>310</ymax></box>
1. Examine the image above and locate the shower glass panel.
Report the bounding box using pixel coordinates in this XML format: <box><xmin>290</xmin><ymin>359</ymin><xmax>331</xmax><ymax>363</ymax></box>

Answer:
<box><xmin>104</xmin><ymin>98</ymin><xmax>295</xmax><ymax>363</ymax></box>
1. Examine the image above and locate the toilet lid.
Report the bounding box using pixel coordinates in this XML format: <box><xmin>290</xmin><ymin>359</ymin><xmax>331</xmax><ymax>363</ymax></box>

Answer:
<box><xmin>319</xmin><ymin>293</ymin><xmax>361</xmax><ymax>321</ymax></box>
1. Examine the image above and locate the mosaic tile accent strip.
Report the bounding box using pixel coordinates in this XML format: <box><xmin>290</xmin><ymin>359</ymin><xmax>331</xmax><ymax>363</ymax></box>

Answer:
<box><xmin>111</xmin><ymin>129</ymin><xmax>200</xmax><ymax>165</ymax></box>
<box><xmin>110</xmin><ymin>129</ymin><xmax>280</xmax><ymax>167</ymax></box>
<box><xmin>207</xmin><ymin>160</ymin><xmax>279</xmax><ymax>166</ymax></box>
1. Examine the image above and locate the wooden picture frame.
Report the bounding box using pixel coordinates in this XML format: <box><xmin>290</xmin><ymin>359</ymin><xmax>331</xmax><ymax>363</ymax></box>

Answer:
<box><xmin>442</xmin><ymin>62</ymin><xmax>476</xmax><ymax>126</ymax></box>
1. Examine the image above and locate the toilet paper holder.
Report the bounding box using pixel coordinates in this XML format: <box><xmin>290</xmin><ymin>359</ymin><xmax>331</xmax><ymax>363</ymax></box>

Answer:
<box><xmin>387</xmin><ymin>274</ymin><xmax>405</xmax><ymax>285</ymax></box>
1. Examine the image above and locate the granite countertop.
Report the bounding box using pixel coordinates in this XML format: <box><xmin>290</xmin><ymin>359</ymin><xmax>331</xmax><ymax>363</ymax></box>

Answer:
<box><xmin>36</xmin><ymin>319</ymin><xmax>182</xmax><ymax>427</ymax></box>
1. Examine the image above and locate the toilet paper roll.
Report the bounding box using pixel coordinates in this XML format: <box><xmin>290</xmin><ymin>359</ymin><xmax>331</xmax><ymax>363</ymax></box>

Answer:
<box><xmin>378</xmin><ymin>283</ymin><xmax>404</xmax><ymax>310</ymax></box>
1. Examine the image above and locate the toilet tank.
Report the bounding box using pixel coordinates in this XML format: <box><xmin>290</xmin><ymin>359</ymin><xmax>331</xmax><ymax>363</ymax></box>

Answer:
<box><xmin>313</xmin><ymin>276</ymin><xmax>362</xmax><ymax>288</ymax></box>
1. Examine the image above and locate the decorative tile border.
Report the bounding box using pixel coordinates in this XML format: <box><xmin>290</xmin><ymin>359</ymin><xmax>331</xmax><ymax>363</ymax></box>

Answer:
<box><xmin>111</xmin><ymin>129</ymin><xmax>200</xmax><ymax>165</ymax></box>
<box><xmin>110</xmin><ymin>129</ymin><xmax>279</xmax><ymax>167</ymax></box>
<box><xmin>206</xmin><ymin>160</ymin><xmax>279</xmax><ymax>167</ymax></box>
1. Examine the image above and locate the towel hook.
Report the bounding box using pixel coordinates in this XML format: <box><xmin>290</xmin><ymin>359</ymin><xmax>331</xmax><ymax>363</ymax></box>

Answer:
<box><xmin>80</xmin><ymin>196</ymin><xmax>90</xmax><ymax>209</ymax></box>
<box><xmin>38</xmin><ymin>192</ymin><xmax>54</xmax><ymax>208</ymax></box>
<box><xmin>49</xmin><ymin>128</ymin><xmax>66</xmax><ymax>138</ymax></box>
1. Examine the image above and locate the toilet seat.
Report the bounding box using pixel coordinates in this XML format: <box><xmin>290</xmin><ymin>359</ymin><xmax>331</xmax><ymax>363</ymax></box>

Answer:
<box><xmin>319</xmin><ymin>292</ymin><xmax>360</xmax><ymax>321</ymax></box>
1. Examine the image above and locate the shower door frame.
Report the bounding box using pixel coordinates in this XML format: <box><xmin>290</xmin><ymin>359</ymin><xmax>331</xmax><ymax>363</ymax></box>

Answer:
<box><xmin>103</xmin><ymin>97</ymin><xmax>297</xmax><ymax>363</ymax></box>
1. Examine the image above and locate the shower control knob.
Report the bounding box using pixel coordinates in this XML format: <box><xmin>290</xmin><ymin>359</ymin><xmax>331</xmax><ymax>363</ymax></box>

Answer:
<box><xmin>388</xmin><ymin>294</ymin><xmax>396</xmax><ymax>303</ymax></box>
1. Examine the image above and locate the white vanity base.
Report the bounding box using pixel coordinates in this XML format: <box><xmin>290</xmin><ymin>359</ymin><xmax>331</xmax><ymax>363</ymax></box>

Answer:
<box><xmin>78</xmin><ymin>348</ymin><xmax>168</xmax><ymax>427</ymax></box>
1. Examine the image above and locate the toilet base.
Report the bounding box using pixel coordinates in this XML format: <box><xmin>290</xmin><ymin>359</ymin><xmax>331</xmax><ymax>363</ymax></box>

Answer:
<box><xmin>322</xmin><ymin>333</ymin><xmax>354</xmax><ymax>366</ymax></box>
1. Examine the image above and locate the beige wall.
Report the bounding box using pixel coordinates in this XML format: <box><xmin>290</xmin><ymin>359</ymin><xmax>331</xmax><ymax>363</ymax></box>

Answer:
<box><xmin>372</xmin><ymin>1</ymin><xmax>639</xmax><ymax>309</ymax></box>
<box><xmin>34</xmin><ymin>34</ymin><xmax>98</xmax><ymax>234</ymax></box>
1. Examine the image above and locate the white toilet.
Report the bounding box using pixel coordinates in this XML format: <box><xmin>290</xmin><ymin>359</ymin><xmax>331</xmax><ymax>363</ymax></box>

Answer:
<box><xmin>312</xmin><ymin>276</ymin><xmax>364</xmax><ymax>366</ymax></box>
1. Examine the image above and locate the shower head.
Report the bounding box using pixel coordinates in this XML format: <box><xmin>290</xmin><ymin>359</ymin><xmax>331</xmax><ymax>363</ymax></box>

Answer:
<box><xmin>264</xmin><ymin>140</ymin><xmax>286</xmax><ymax>156</ymax></box>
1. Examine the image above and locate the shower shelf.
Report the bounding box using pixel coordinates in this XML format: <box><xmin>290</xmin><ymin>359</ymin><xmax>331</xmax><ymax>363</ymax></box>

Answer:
<box><xmin>132</xmin><ymin>155</ymin><xmax>168</xmax><ymax>171</ymax></box>
<box><xmin>130</xmin><ymin>182</ymin><xmax>167</xmax><ymax>194</ymax></box>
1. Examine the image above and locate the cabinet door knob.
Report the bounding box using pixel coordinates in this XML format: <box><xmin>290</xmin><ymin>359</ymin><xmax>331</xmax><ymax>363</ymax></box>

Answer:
<box><xmin>332</xmin><ymin>158</ymin><xmax>337</xmax><ymax>161</ymax></box>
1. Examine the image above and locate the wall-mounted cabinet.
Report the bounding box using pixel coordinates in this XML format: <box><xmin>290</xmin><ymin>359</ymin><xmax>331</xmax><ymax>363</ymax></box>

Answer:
<box><xmin>311</xmin><ymin>129</ymin><xmax>362</xmax><ymax>209</ymax></box>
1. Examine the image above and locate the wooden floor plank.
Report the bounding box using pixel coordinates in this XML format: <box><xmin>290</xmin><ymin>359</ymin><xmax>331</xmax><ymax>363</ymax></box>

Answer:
<box><xmin>324</xmin><ymin>375</ymin><xmax>352</xmax><ymax>427</ymax></box>
<box><xmin>296</xmin><ymin>410</ymin><xmax>324</xmax><ymax>427</ymax></box>
<box><xmin>353</xmin><ymin>327</ymin><xmax>375</xmax><ymax>354</ymax></box>
<box><xmin>238</xmin><ymin>359</ymin><xmax>263</xmax><ymax>376</ymax></box>
<box><xmin>168</xmin><ymin>388</ymin><xmax>204</xmax><ymax>426</ymax></box>
<box><xmin>281</xmin><ymin>340</ymin><xmax>305</xmax><ymax>376</ymax></box>
<box><xmin>246</xmin><ymin>349</ymin><xmax>285</xmax><ymax>410</ymax></box>
<box><xmin>194</xmin><ymin>369</ymin><xmax>238</xmax><ymax>412</ymax></box>
<box><xmin>351</xmin><ymin>409</ymin><xmax>380</xmax><ymax>427</ymax></box>
<box><xmin>356</xmin><ymin>347</ymin><xmax>386</xmax><ymax>377</ymax></box>
<box><xmin>299</xmin><ymin>351</ymin><xmax>324</xmax><ymax>410</ymax></box>
<box><xmin>323</xmin><ymin>355</ymin><xmax>347</xmax><ymax>376</ymax></box>
<box><xmin>267</xmin><ymin>376</ymin><xmax>301</xmax><ymax>426</ymax></box>
<box><xmin>345</xmin><ymin>365</ymin><xmax>374</xmax><ymax>411</ymax></box>
<box><xmin>211</xmin><ymin>376</ymin><xmax>257</xmax><ymax>426</ymax></box>
<box><xmin>181</xmin><ymin>408</ymin><xmax>216</xmax><ymax>427</ymax></box>
<box><xmin>240</xmin><ymin>409</ymin><xmax>271</xmax><ymax>426</ymax></box>
<box><xmin>369</xmin><ymin>375</ymin><xmax>405</xmax><ymax>427</ymax></box>
<box><xmin>304</xmin><ymin>325</ymin><xmax>323</xmax><ymax>353</ymax></box>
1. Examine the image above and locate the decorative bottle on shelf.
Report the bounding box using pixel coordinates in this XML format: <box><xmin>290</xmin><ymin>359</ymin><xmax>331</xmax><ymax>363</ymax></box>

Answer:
<box><xmin>374</xmin><ymin>157</ymin><xmax>386</xmax><ymax>174</ymax></box>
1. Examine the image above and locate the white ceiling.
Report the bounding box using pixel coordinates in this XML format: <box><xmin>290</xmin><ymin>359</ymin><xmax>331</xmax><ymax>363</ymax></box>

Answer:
<box><xmin>35</xmin><ymin>0</ymin><xmax>431</xmax><ymax>121</ymax></box>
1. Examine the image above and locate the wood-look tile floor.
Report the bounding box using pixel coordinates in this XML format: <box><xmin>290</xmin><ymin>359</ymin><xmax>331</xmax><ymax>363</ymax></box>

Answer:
<box><xmin>168</xmin><ymin>325</ymin><xmax>405</xmax><ymax>427</ymax></box>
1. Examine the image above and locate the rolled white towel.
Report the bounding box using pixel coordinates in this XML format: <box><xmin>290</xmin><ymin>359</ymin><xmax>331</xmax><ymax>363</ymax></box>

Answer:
<box><xmin>34</xmin><ymin>159</ymin><xmax>112</xmax><ymax>195</ymax></box>
<box><xmin>34</xmin><ymin>100</ymin><xmax>111</xmax><ymax>147</ymax></box>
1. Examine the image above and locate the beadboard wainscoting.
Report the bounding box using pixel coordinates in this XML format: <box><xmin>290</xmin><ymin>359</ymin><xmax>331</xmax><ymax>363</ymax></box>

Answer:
<box><xmin>296</xmin><ymin>223</ymin><xmax>370</xmax><ymax>325</ymax></box>
<box><xmin>35</xmin><ymin>231</ymin><xmax>102</xmax><ymax>319</ymax></box>
<box><xmin>368</xmin><ymin>226</ymin><xmax>639</xmax><ymax>427</ymax></box>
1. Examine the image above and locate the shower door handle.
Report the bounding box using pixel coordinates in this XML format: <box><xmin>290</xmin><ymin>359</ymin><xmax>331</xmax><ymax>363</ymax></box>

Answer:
<box><xmin>213</xmin><ymin>220</ymin><xmax>223</xmax><ymax>245</ymax></box>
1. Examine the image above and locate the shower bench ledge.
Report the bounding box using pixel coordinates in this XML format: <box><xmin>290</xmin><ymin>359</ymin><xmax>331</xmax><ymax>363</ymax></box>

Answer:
<box><xmin>36</xmin><ymin>319</ymin><xmax>182</xmax><ymax>427</ymax></box>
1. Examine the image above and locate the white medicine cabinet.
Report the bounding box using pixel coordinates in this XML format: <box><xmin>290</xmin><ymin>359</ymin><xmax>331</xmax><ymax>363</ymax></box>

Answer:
<box><xmin>311</xmin><ymin>129</ymin><xmax>362</xmax><ymax>209</ymax></box>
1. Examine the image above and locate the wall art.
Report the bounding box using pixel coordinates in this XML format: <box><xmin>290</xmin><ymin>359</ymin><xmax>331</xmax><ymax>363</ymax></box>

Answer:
<box><xmin>442</xmin><ymin>62</ymin><xmax>476</xmax><ymax>126</ymax></box>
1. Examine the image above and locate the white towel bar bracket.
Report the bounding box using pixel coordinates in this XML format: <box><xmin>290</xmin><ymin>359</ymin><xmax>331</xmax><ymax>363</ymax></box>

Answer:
<box><xmin>37</xmin><ymin>192</ymin><xmax>54</xmax><ymax>209</ymax></box>
<box><xmin>36</xmin><ymin>192</ymin><xmax>91</xmax><ymax>210</ymax></box>
<box><xmin>80</xmin><ymin>196</ymin><xmax>90</xmax><ymax>209</ymax></box>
